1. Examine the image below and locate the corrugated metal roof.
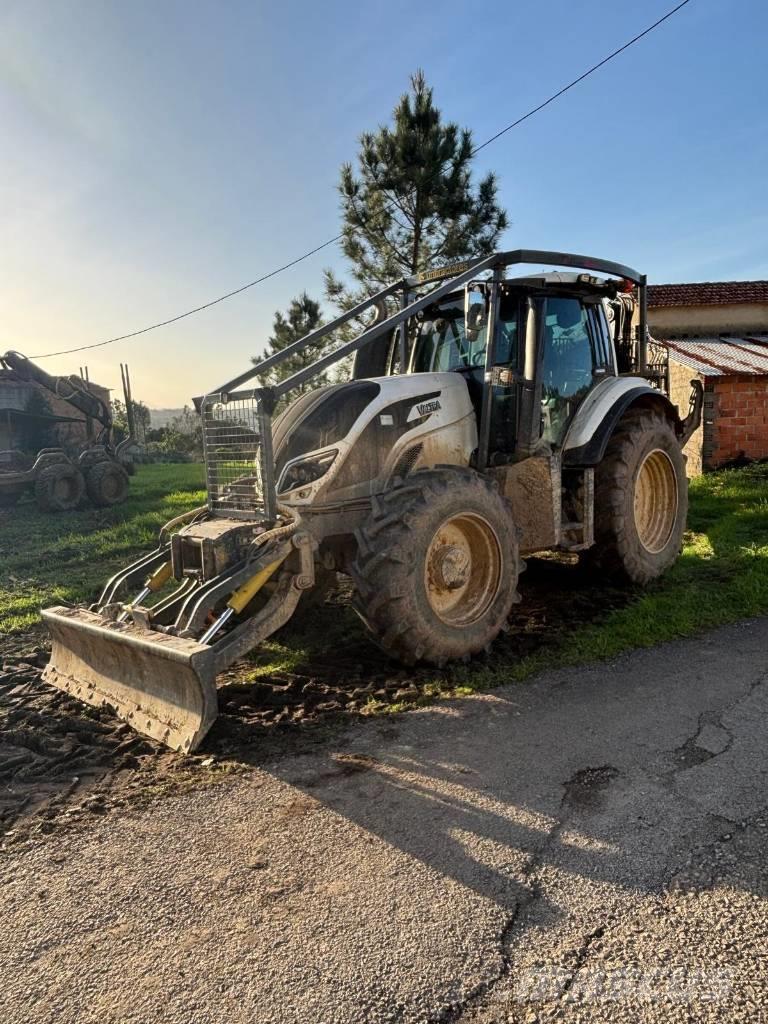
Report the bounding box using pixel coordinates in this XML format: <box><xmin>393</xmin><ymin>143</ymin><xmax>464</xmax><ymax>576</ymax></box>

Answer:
<box><xmin>665</xmin><ymin>335</ymin><xmax>768</xmax><ymax>376</ymax></box>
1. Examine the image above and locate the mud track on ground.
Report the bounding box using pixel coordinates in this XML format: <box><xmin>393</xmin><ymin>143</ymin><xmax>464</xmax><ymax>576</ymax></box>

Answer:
<box><xmin>1</xmin><ymin>558</ymin><xmax>630</xmax><ymax>845</ymax></box>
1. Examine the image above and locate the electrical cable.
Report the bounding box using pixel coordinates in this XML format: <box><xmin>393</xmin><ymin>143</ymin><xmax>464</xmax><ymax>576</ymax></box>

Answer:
<box><xmin>30</xmin><ymin>0</ymin><xmax>692</xmax><ymax>360</ymax></box>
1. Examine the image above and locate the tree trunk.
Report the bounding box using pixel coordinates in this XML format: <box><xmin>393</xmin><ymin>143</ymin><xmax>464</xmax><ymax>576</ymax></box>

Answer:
<box><xmin>411</xmin><ymin>211</ymin><xmax>422</xmax><ymax>275</ymax></box>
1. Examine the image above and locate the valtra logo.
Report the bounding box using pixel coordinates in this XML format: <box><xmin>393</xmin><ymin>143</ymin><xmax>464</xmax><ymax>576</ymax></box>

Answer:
<box><xmin>417</xmin><ymin>399</ymin><xmax>441</xmax><ymax>416</ymax></box>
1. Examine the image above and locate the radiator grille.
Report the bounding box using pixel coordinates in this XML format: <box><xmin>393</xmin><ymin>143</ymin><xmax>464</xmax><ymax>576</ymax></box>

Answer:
<box><xmin>201</xmin><ymin>393</ymin><xmax>276</xmax><ymax>521</ymax></box>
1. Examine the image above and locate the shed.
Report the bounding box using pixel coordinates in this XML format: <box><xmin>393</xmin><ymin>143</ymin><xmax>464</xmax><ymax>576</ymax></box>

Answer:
<box><xmin>647</xmin><ymin>281</ymin><xmax>768</xmax><ymax>474</ymax></box>
<box><xmin>0</xmin><ymin>369</ymin><xmax>111</xmax><ymax>454</ymax></box>
<box><xmin>663</xmin><ymin>337</ymin><xmax>768</xmax><ymax>474</ymax></box>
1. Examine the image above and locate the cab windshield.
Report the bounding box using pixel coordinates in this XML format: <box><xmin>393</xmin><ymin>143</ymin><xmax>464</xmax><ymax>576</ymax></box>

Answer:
<box><xmin>410</xmin><ymin>301</ymin><xmax>487</xmax><ymax>373</ymax></box>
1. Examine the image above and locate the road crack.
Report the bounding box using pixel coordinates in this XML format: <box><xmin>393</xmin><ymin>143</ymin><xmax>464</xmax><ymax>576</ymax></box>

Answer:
<box><xmin>438</xmin><ymin>765</ymin><xmax>621</xmax><ymax>1023</ymax></box>
<box><xmin>666</xmin><ymin>670</ymin><xmax>767</xmax><ymax>776</ymax></box>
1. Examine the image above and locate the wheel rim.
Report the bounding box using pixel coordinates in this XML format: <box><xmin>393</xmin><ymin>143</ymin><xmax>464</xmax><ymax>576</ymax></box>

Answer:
<box><xmin>633</xmin><ymin>449</ymin><xmax>678</xmax><ymax>554</ymax></box>
<box><xmin>424</xmin><ymin>512</ymin><xmax>502</xmax><ymax>626</ymax></box>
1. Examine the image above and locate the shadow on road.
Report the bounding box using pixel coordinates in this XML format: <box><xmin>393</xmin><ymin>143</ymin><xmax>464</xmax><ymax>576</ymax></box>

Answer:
<box><xmin>262</xmin><ymin>619</ymin><xmax>768</xmax><ymax>934</ymax></box>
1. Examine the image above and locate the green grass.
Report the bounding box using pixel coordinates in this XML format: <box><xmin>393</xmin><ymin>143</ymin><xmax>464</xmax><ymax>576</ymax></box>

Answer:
<box><xmin>2</xmin><ymin>462</ymin><xmax>767</xmax><ymax>705</ymax></box>
<box><xmin>0</xmin><ymin>463</ymin><xmax>205</xmax><ymax>632</ymax></box>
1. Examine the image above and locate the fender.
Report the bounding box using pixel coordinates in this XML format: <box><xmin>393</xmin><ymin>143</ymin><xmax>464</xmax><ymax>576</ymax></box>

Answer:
<box><xmin>563</xmin><ymin>376</ymin><xmax>680</xmax><ymax>467</ymax></box>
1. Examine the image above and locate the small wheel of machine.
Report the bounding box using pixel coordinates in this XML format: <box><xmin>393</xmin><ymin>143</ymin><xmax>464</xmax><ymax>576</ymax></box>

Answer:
<box><xmin>86</xmin><ymin>461</ymin><xmax>130</xmax><ymax>507</ymax></box>
<box><xmin>34</xmin><ymin>463</ymin><xmax>86</xmax><ymax>512</ymax></box>
<box><xmin>590</xmin><ymin>408</ymin><xmax>687</xmax><ymax>584</ymax></box>
<box><xmin>351</xmin><ymin>467</ymin><xmax>519</xmax><ymax>665</ymax></box>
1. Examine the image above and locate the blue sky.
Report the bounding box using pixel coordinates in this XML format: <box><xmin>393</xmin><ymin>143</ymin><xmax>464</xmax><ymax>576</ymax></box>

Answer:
<box><xmin>1</xmin><ymin>0</ymin><xmax>766</xmax><ymax>406</ymax></box>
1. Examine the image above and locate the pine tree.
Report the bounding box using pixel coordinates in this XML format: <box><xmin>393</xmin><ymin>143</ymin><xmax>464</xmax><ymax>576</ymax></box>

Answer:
<box><xmin>326</xmin><ymin>69</ymin><xmax>507</xmax><ymax>309</ymax></box>
<box><xmin>254</xmin><ymin>292</ymin><xmax>326</xmax><ymax>394</ymax></box>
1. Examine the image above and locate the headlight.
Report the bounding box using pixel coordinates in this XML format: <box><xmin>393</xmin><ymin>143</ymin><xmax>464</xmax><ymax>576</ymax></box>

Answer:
<box><xmin>277</xmin><ymin>449</ymin><xmax>338</xmax><ymax>494</ymax></box>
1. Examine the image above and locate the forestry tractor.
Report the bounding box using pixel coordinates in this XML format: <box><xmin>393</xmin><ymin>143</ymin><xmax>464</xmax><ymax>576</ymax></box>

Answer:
<box><xmin>0</xmin><ymin>352</ymin><xmax>136</xmax><ymax>511</ymax></box>
<box><xmin>40</xmin><ymin>250</ymin><xmax>702</xmax><ymax>751</ymax></box>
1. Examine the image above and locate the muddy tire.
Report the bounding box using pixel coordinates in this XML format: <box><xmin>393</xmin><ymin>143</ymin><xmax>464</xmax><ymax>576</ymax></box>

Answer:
<box><xmin>591</xmin><ymin>408</ymin><xmax>687</xmax><ymax>584</ymax></box>
<box><xmin>350</xmin><ymin>467</ymin><xmax>519</xmax><ymax>666</ymax></box>
<box><xmin>86</xmin><ymin>461</ymin><xmax>130</xmax><ymax>507</ymax></box>
<box><xmin>34</xmin><ymin>463</ymin><xmax>86</xmax><ymax>512</ymax></box>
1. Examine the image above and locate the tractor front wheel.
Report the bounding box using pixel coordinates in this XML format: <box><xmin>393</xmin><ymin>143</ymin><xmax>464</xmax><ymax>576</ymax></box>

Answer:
<box><xmin>351</xmin><ymin>467</ymin><xmax>519</xmax><ymax>666</ymax></box>
<box><xmin>591</xmin><ymin>408</ymin><xmax>687</xmax><ymax>584</ymax></box>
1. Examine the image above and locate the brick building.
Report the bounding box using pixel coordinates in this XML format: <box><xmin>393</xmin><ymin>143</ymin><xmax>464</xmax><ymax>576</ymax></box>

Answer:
<box><xmin>0</xmin><ymin>370</ymin><xmax>111</xmax><ymax>455</ymax></box>
<box><xmin>647</xmin><ymin>281</ymin><xmax>768</xmax><ymax>474</ymax></box>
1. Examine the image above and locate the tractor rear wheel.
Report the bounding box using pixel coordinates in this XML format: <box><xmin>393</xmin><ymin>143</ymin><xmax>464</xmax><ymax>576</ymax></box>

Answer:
<box><xmin>86</xmin><ymin>461</ymin><xmax>130</xmax><ymax>507</ymax></box>
<box><xmin>351</xmin><ymin>467</ymin><xmax>519</xmax><ymax>665</ymax></box>
<box><xmin>34</xmin><ymin>463</ymin><xmax>86</xmax><ymax>512</ymax></box>
<box><xmin>591</xmin><ymin>408</ymin><xmax>687</xmax><ymax>584</ymax></box>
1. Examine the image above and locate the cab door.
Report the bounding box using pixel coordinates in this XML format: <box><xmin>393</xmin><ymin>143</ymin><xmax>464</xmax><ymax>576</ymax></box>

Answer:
<box><xmin>537</xmin><ymin>295</ymin><xmax>613</xmax><ymax>448</ymax></box>
<box><xmin>484</xmin><ymin>288</ymin><xmax>526</xmax><ymax>463</ymax></box>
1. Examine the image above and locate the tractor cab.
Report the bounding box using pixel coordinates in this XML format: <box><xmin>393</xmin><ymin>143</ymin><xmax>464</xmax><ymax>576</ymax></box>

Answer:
<box><xmin>387</xmin><ymin>270</ymin><xmax>637</xmax><ymax>465</ymax></box>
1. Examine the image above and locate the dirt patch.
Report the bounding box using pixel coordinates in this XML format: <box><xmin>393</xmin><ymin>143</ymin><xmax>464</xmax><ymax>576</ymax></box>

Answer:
<box><xmin>563</xmin><ymin>765</ymin><xmax>620</xmax><ymax>808</ymax></box>
<box><xmin>212</xmin><ymin>557</ymin><xmax>630</xmax><ymax>739</ymax></box>
<box><xmin>0</xmin><ymin>557</ymin><xmax>632</xmax><ymax>842</ymax></box>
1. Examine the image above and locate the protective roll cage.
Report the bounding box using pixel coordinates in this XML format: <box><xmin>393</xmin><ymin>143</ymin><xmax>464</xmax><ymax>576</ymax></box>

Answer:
<box><xmin>198</xmin><ymin>251</ymin><xmax>647</xmax><ymax>521</ymax></box>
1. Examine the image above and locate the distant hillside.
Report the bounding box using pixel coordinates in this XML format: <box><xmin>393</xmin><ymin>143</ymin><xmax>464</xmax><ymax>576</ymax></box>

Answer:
<box><xmin>148</xmin><ymin>407</ymin><xmax>188</xmax><ymax>428</ymax></box>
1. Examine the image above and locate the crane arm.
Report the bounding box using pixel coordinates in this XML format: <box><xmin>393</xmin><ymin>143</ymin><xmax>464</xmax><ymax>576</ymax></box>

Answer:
<box><xmin>1</xmin><ymin>351</ymin><xmax>113</xmax><ymax>431</ymax></box>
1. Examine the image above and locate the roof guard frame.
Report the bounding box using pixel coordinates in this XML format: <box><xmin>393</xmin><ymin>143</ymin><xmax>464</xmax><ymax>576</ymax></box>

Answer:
<box><xmin>204</xmin><ymin>249</ymin><xmax>647</xmax><ymax>405</ymax></box>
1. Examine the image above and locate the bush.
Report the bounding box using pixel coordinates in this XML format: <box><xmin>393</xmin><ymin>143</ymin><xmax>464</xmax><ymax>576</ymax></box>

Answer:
<box><xmin>137</xmin><ymin>442</ymin><xmax>197</xmax><ymax>464</ymax></box>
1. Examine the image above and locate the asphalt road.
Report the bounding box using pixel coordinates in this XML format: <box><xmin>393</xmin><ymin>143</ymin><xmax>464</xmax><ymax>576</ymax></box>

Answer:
<box><xmin>2</xmin><ymin>618</ymin><xmax>766</xmax><ymax>1023</ymax></box>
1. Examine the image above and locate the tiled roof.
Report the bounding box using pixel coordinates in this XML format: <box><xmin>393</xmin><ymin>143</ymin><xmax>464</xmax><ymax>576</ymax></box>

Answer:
<box><xmin>648</xmin><ymin>281</ymin><xmax>768</xmax><ymax>308</ymax></box>
<box><xmin>665</xmin><ymin>335</ymin><xmax>768</xmax><ymax>376</ymax></box>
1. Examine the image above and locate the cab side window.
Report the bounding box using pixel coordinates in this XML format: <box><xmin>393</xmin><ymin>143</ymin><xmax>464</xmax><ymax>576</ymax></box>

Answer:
<box><xmin>587</xmin><ymin>303</ymin><xmax>613</xmax><ymax>370</ymax></box>
<box><xmin>540</xmin><ymin>297</ymin><xmax>595</xmax><ymax>446</ymax></box>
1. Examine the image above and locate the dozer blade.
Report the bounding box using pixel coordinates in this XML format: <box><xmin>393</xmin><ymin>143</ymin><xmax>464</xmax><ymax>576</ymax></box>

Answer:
<box><xmin>41</xmin><ymin>606</ymin><xmax>219</xmax><ymax>752</ymax></box>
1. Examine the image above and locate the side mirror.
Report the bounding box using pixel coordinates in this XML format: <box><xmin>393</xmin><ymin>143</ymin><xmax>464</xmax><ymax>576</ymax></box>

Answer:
<box><xmin>464</xmin><ymin>286</ymin><xmax>487</xmax><ymax>340</ymax></box>
<box><xmin>370</xmin><ymin>298</ymin><xmax>388</xmax><ymax>325</ymax></box>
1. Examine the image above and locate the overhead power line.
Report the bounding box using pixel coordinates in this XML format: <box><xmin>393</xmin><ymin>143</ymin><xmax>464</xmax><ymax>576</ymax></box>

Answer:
<box><xmin>471</xmin><ymin>0</ymin><xmax>692</xmax><ymax>154</ymax></box>
<box><xmin>31</xmin><ymin>0</ymin><xmax>692</xmax><ymax>360</ymax></box>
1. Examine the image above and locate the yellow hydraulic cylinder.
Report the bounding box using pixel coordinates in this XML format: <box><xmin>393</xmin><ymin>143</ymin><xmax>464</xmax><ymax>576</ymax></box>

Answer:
<box><xmin>200</xmin><ymin>557</ymin><xmax>286</xmax><ymax>645</ymax></box>
<box><xmin>118</xmin><ymin>560</ymin><xmax>173</xmax><ymax>621</ymax></box>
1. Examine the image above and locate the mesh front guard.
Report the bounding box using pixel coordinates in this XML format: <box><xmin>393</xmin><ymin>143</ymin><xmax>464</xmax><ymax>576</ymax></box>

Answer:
<box><xmin>201</xmin><ymin>390</ymin><xmax>276</xmax><ymax>521</ymax></box>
